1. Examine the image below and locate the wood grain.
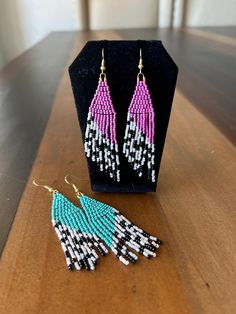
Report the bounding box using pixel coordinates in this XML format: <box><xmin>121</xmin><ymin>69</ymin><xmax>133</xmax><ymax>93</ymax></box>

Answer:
<box><xmin>0</xmin><ymin>30</ymin><xmax>236</xmax><ymax>314</ymax></box>
<box><xmin>0</xmin><ymin>32</ymin><xmax>75</xmax><ymax>254</ymax></box>
<box><xmin>182</xmin><ymin>27</ymin><xmax>236</xmax><ymax>48</ymax></box>
<box><xmin>197</xmin><ymin>26</ymin><xmax>236</xmax><ymax>39</ymax></box>
<box><xmin>1</xmin><ymin>27</ymin><xmax>236</xmax><ymax>257</ymax></box>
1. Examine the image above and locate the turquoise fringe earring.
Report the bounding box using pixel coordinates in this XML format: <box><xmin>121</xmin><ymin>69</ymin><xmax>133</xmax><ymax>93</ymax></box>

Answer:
<box><xmin>65</xmin><ymin>175</ymin><xmax>162</xmax><ymax>266</ymax></box>
<box><xmin>33</xmin><ymin>180</ymin><xmax>108</xmax><ymax>271</ymax></box>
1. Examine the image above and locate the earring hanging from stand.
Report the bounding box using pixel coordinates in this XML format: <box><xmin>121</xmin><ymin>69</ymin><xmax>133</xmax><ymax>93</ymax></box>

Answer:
<box><xmin>84</xmin><ymin>48</ymin><xmax>120</xmax><ymax>182</ymax></box>
<box><xmin>123</xmin><ymin>48</ymin><xmax>156</xmax><ymax>182</ymax></box>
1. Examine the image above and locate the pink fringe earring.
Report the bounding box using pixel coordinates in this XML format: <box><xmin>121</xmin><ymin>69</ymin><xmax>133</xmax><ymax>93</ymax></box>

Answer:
<box><xmin>123</xmin><ymin>48</ymin><xmax>155</xmax><ymax>182</ymax></box>
<box><xmin>84</xmin><ymin>48</ymin><xmax>120</xmax><ymax>182</ymax></box>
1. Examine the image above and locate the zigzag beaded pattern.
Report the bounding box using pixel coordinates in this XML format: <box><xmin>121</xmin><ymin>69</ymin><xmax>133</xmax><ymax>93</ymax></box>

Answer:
<box><xmin>123</xmin><ymin>80</ymin><xmax>155</xmax><ymax>182</ymax></box>
<box><xmin>84</xmin><ymin>80</ymin><xmax>120</xmax><ymax>182</ymax></box>
<box><xmin>51</xmin><ymin>192</ymin><xmax>108</xmax><ymax>271</ymax></box>
<box><xmin>80</xmin><ymin>195</ymin><xmax>162</xmax><ymax>266</ymax></box>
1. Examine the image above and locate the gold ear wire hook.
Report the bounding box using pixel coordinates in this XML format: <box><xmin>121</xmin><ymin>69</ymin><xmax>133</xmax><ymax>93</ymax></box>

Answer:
<box><xmin>137</xmin><ymin>48</ymin><xmax>145</xmax><ymax>81</ymax></box>
<box><xmin>99</xmin><ymin>48</ymin><xmax>106</xmax><ymax>82</ymax></box>
<box><xmin>64</xmin><ymin>175</ymin><xmax>83</xmax><ymax>198</ymax></box>
<box><xmin>33</xmin><ymin>179</ymin><xmax>58</xmax><ymax>194</ymax></box>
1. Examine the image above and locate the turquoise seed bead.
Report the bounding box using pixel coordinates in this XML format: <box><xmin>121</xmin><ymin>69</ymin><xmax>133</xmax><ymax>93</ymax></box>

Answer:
<box><xmin>52</xmin><ymin>193</ymin><xmax>117</xmax><ymax>248</ymax></box>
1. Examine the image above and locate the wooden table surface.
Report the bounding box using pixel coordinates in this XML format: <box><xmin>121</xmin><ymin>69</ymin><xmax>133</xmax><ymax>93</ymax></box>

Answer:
<box><xmin>0</xmin><ymin>28</ymin><xmax>236</xmax><ymax>314</ymax></box>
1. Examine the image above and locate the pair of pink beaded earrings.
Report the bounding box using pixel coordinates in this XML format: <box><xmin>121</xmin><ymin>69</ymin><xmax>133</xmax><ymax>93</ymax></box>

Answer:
<box><xmin>84</xmin><ymin>48</ymin><xmax>155</xmax><ymax>183</ymax></box>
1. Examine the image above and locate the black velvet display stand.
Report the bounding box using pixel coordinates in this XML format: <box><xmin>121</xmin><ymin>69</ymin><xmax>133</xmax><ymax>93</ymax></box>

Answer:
<box><xmin>69</xmin><ymin>40</ymin><xmax>178</xmax><ymax>192</ymax></box>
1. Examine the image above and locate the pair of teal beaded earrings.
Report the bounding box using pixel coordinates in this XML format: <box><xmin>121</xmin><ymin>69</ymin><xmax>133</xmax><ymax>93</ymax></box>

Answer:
<box><xmin>33</xmin><ymin>175</ymin><xmax>162</xmax><ymax>271</ymax></box>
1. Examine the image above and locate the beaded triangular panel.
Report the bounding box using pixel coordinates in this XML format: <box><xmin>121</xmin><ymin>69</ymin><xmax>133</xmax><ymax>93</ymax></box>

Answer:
<box><xmin>84</xmin><ymin>80</ymin><xmax>120</xmax><ymax>182</ymax></box>
<box><xmin>123</xmin><ymin>80</ymin><xmax>155</xmax><ymax>182</ymax></box>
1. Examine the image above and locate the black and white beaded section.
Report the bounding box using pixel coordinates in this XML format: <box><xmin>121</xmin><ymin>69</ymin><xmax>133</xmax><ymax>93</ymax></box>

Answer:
<box><xmin>90</xmin><ymin>210</ymin><xmax>161</xmax><ymax>266</ymax></box>
<box><xmin>52</xmin><ymin>220</ymin><xmax>108</xmax><ymax>271</ymax></box>
<box><xmin>123</xmin><ymin>113</ymin><xmax>155</xmax><ymax>182</ymax></box>
<box><xmin>113</xmin><ymin>210</ymin><xmax>162</xmax><ymax>255</ymax></box>
<box><xmin>84</xmin><ymin>112</ymin><xmax>120</xmax><ymax>182</ymax></box>
<box><xmin>110</xmin><ymin>236</ymin><xmax>139</xmax><ymax>265</ymax></box>
<box><xmin>104</xmin><ymin>210</ymin><xmax>161</xmax><ymax>266</ymax></box>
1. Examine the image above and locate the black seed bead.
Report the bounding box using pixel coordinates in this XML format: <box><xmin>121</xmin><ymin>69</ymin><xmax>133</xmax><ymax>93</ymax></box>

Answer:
<box><xmin>135</xmin><ymin>235</ymin><xmax>141</xmax><ymax>242</ymax></box>
<box><xmin>129</xmin><ymin>257</ymin><xmax>136</xmax><ymax>264</ymax></box>
<box><xmin>97</xmin><ymin>245</ymin><xmax>105</xmax><ymax>255</ymax></box>
<box><xmin>78</xmin><ymin>260</ymin><xmax>83</xmax><ymax>268</ymax></box>
<box><xmin>80</xmin><ymin>260</ymin><xmax>85</xmax><ymax>268</ymax></box>
<box><xmin>145</xmin><ymin>245</ymin><xmax>156</xmax><ymax>252</ymax></box>
<box><xmin>125</xmin><ymin>230</ymin><xmax>132</xmax><ymax>237</ymax></box>
<box><xmin>116</xmin><ymin>252</ymin><xmax>121</xmax><ymax>258</ymax></box>
<box><xmin>126</xmin><ymin>255</ymin><xmax>132</xmax><ymax>261</ymax></box>
<box><xmin>83</xmin><ymin>259</ymin><xmax>89</xmax><ymax>270</ymax></box>
<box><xmin>139</xmin><ymin>247</ymin><xmax>144</xmax><ymax>254</ymax></box>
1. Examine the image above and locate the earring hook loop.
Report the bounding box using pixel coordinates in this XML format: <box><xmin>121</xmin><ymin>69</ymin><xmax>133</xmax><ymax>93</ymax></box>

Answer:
<box><xmin>33</xmin><ymin>179</ymin><xmax>58</xmax><ymax>194</ymax></box>
<box><xmin>64</xmin><ymin>175</ymin><xmax>83</xmax><ymax>197</ymax></box>
<box><xmin>137</xmin><ymin>48</ymin><xmax>145</xmax><ymax>82</ymax></box>
<box><xmin>99</xmin><ymin>47</ymin><xmax>106</xmax><ymax>82</ymax></box>
<box><xmin>140</xmin><ymin>47</ymin><xmax>142</xmax><ymax>59</ymax></box>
